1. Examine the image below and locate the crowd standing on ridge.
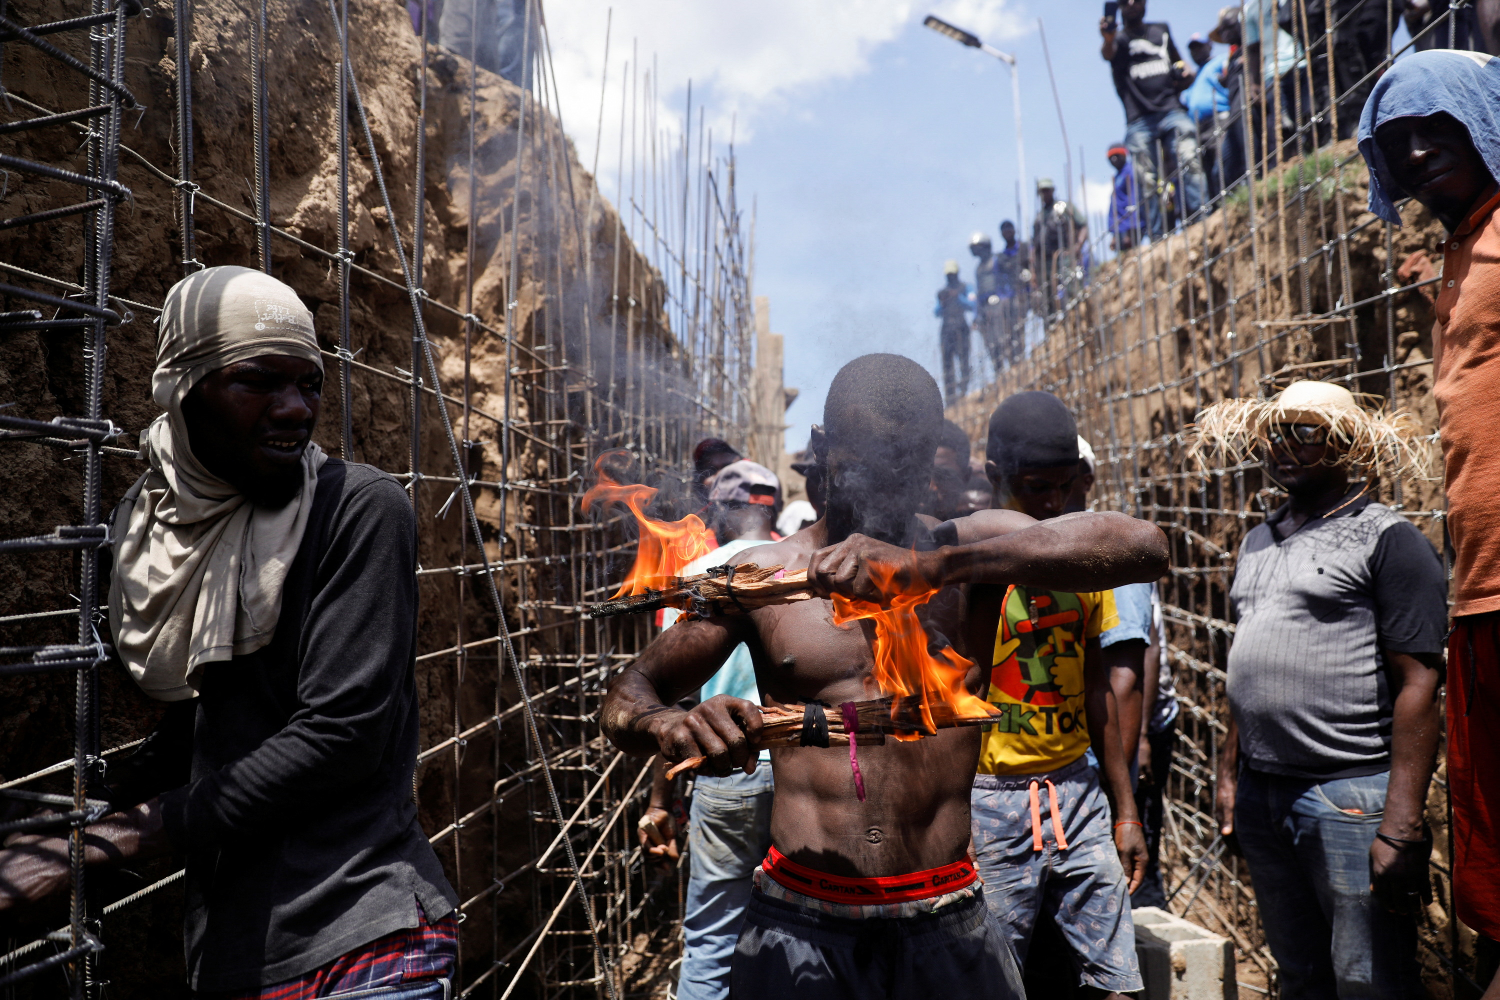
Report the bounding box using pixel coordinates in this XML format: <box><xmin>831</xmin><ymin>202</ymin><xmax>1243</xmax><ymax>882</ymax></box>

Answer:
<box><xmin>937</xmin><ymin>0</ymin><xmax>1500</xmax><ymax>403</ymax></box>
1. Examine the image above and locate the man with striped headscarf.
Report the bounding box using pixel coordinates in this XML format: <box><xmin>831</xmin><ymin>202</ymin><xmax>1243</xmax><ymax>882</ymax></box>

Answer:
<box><xmin>0</xmin><ymin>266</ymin><xmax>457</xmax><ymax>999</ymax></box>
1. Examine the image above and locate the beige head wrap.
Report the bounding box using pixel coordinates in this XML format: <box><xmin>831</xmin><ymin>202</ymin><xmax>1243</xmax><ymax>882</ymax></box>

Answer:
<box><xmin>1190</xmin><ymin>379</ymin><xmax>1433</xmax><ymax>482</ymax></box>
<box><xmin>109</xmin><ymin>266</ymin><xmax>327</xmax><ymax>701</ymax></box>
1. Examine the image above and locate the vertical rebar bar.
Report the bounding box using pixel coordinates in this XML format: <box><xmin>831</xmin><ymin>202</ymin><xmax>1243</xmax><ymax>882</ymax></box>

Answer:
<box><xmin>336</xmin><ymin>0</ymin><xmax>353</xmax><ymax>458</ymax></box>
<box><xmin>252</xmin><ymin>0</ymin><xmax>270</xmax><ymax>272</ymax></box>
<box><xmin>173</xmin><ymin>0</ymin><xmax>196</xmax><ymax>276</ymax></box>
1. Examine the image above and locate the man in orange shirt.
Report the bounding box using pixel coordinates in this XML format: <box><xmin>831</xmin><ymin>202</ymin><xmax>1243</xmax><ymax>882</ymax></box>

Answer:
<box><xmin>1360</xmin><ymin>49</ymin><xmax>1500</xmax><ymax>995</ymax></box>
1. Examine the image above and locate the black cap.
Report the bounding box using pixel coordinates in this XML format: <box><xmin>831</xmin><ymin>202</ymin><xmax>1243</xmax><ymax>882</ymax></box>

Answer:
<box><xmin>986</xmin><ymin>391</ymin><xmax>1079</xmax><ymax>473</ymax></box>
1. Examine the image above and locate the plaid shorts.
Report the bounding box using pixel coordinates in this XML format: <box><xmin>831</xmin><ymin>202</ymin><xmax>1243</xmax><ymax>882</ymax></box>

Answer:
<box><xmin>205</xmin><ymin>904</ymin><xmax>458</xmax><ymax>1000</ymax></box>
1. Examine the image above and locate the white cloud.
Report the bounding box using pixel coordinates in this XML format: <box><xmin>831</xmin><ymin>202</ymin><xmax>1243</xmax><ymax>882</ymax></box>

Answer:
<box><xmin>541</xmin><ymin>0</ymin><xmax>1028</xmax><ymax>185</ymax></box>
<box><xmin>1083</xmin><ymin>178</ymin><xmax>1114</xmax><ymax>219</ymax></box>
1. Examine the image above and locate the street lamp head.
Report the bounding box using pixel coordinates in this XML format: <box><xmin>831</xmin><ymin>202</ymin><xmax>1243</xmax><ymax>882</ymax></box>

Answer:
<box><xmin>923</xmin><ymin>14</ymin><xmax>981</xmax><ymax>48</ymax></box>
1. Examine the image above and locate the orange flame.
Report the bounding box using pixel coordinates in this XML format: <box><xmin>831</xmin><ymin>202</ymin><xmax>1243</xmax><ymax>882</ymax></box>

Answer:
<box><xmin>580</xmin><ymin>452</ymin><xmax>717</xmax><ymax>598</ymax></box>
<box><xmin>831</xmin><ymin>561</ymin><xmax>997</xmax><ymax>739</ymax></box>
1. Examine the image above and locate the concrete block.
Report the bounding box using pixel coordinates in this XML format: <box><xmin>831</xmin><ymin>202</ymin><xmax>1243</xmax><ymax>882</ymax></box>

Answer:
<box><xmin>1132</xmin><ymin>906</ymin><xmax>1237</xmax><ymax>1000</ymax></box>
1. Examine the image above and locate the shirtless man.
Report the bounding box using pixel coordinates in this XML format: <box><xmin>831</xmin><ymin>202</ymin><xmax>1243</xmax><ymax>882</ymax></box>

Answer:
<box><xmin>602</xmin><ymin>354</ymin><xmax>1168</xmax><ymax>998</ymax></box>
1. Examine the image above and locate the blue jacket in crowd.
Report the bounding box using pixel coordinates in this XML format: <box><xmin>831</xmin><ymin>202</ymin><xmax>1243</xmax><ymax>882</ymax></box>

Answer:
<box><xmin>1110</xmin><ymin>159</ymin><xmax>1143</xmax><ymax>241</ymax></box>
<box><xmin>1184</xmin><ymin>54</ymin><xmax>1230</xmax><ymax>123</ymax></box>
<box><xmin>934</xmin><ymin>282</ymin><xmax>975</xmax><ymax>324</ymax></box>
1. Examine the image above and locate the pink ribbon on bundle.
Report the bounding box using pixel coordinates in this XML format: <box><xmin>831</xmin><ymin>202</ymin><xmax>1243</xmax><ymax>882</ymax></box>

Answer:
<box><xmin>840</xmin><ymin>701</ymin><xmax>867</xmax><ymax>802</ymax></box>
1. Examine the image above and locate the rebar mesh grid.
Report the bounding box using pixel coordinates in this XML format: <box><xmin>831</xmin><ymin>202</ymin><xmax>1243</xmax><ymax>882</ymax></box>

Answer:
<box><xmin>954</xmin><ymin>2</ymin><xmax>1465</xmax><ymax>994</ymax></box>
<box><xmin>0</xmin><ymin>1</ymin><xmax>754</xmax><ymax>997</ymax></box>
<box><xmin>0</xmin><ymin>0</ymin><xmax>137</xmax><ymax>995</ymax></box>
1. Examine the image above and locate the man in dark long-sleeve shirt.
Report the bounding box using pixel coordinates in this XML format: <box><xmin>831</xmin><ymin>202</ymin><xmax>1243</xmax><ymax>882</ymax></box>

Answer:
<box><xmin>0</xmin><ymin>267</ymin><xmax>457</xmax><ymax>998</ymax></box>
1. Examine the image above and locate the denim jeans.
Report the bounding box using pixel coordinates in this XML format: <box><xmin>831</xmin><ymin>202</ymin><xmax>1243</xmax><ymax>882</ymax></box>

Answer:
<box><xmin>678</xmin><ymin>766</ymin><xmax>774</xmax><ymax>1000</ymax></box>
<box><xmin>1124</xmin><ymin>108</ymin><xmax>1206</xmax><ymax>237</ymax></box>
<box><xmin>1234</xmin><ymin>768</ymin><xmax>1422</xmax><ymax>1000</ymax></box>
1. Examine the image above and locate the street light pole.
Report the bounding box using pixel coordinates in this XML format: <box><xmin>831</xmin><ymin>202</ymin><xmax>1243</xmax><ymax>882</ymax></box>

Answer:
<box><xmin>923</xmin><ymin>15</ymin><xmax>1027</xmax><ymax>233</ymax></box>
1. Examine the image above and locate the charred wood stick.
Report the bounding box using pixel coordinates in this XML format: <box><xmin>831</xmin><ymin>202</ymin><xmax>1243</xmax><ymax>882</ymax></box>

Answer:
<box><xmin>586</xmin><ymin>564</ymin><xmax>814</xmax><ymax>619</ymax></box>
<box><xmin>663</xmin><ymin>696</ymin><xmax>1000</xmax><ymax>779</ymax></box>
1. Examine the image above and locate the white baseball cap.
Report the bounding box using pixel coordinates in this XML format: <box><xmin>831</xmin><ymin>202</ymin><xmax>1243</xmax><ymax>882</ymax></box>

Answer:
<box><xmin>708</xmin><ymin>460</ymin><xmax>780</xmax><ymax>506</ymax></box>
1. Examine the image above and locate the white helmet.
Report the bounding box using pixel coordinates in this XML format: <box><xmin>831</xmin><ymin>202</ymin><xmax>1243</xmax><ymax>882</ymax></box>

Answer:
<box><xmin>969</xmin><ymin>231</ymin><xmax>992</xmax><ymax>248</ymax></box>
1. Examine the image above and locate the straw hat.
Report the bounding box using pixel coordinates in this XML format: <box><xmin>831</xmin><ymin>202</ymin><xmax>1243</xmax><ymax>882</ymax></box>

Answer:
<box><xmin>1267</xmin><ymin>379</ymin><xmax>1363</xmax><ymax>426</ymax></box>
<box><xmin>1190</xmin><ymin>379</ymin><xmax>1433</xmax><ymax>481</ymax></box>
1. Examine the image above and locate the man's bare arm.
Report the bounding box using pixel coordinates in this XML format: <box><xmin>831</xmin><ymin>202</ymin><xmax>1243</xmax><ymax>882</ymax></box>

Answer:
<box><xmin>1084</xmin><ymin>637</ymin><xmax>1147</xmax><ymax>893</ymax></box>
<box><xmin>806</xmin><ymin>510</ymin><xmax>1166</xmax><ymax>602</ymax></box>
<box><xmin>1245</xmin><ymin>42</ymin><xmax>1263</xmax><ymax>100</ymax></box>
<box><xmin>1106</xmin><ymin>639</ymin><xmax>1148</xmax><ymax>763</ymax></box>
<box><xmin>1216</xmin><ymin>712</ymin><xmax>1240</xmax><ymax>835</ymax></box>
<box><xmin>601</xmin><ymin>614</ymin><xmax>765</xmax><ymax>775</ymax></box>
<box><xmin>943</xmin><ymin>509</ymin><xmax>1165</xmax><ymax>588</ymax></box>
<box><xmin>1138</xmin><ymin>610</ymin><xmax>1163</xmax><ymax>781</ymax></box>
<box><xmin>1369</xmin><ymin>649</ymin><xmax>1442</xmax><ymax>914</ymax></box>
<box><xmin>939</xmin><ymin>510</ymin><xmax>1166</xmax><ymax>590</ymax></box>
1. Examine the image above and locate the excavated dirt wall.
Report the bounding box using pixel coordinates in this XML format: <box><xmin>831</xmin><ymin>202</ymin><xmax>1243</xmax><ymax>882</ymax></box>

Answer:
<box><xmin>0</xmin><ymin>1</ymin><xmax>673</xmax><ymax>994</ymax></box>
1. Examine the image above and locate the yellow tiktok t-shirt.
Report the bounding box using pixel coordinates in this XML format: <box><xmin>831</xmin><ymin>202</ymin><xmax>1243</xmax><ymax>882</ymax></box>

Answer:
<box><xmin>976</xmin><ymin>585</ymin><xmax>1118</xmax><ymax>775</ymax></box>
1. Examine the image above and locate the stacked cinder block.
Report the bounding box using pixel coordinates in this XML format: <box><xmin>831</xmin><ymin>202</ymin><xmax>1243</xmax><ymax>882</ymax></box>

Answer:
<box><xmin>1133</xmin><ymin>907</ymin><xmax>1237</xmax><ymax>1000</ymax></box>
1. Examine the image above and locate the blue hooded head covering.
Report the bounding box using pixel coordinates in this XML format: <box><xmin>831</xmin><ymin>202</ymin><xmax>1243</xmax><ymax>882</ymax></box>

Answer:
<box><xmin>1357</xmin><ymin>49</ymin><xmax>1500</xmax><ymax>225</ymax></box>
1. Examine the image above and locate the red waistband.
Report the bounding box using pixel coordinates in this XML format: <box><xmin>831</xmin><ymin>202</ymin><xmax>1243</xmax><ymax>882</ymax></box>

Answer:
<box><xmin>761</xmin><ymin>845</ymin><xmax>977</xmax><ymax>905</ymax></box>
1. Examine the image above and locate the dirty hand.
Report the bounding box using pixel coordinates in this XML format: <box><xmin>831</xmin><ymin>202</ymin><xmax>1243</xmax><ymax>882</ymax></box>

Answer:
<box><xmin>0</xmin><ymin>800</ymin><xmax>170</xmax><ymax>911</ymax></box>
<box><xmin>1099</xmin><ymin>15</ymin><xmax>1117</xmax><ymax>37</ymax></box>
<box><xmin>1215</xmin><ymin>772</ymin><xmax>1237</xmax><ymax>836</ymax></box>
<box><xmin>1137</xmin><ymin>735</ymin><xmax>1154</xmax><ymax>787</ymax></box>
<box><xmin>0</xmin><ymin>834</ymin><xmax>71</xmax><ymax>910</ymax></box>
<box><xmin>805</xmin><ymin>533</ymin><xmax>931</xmax><ymax>603</ymax></box>
<box><xmin>1369</xmin><ymin>832</ymin><xmax>1431</xmax><ymax>916</ymax></box>
<box><xmin>647</xmin><ymin>695</ymin><xmax>763</xmax><ymax>776</ymax></box>
<box><xmin>1115</xmin><ymin>822</ymin><xmax>1149</xmax><ymax>894</ymax></box>
<box><xmin>637</xmin><ymin>806</ymin><xmax>680</xmax><ymax>861</ymax></box>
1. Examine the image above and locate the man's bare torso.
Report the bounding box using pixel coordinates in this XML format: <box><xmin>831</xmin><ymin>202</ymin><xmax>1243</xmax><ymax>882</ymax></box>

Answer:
<box><xmin>726</xmin><ymin>522</ymin><xmax>979</xmax><ymax>878</ymax></box>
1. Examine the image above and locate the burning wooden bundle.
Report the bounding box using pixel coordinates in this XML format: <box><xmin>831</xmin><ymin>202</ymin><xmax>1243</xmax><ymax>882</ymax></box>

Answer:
<box><xmin>579</xmin><ymin>453</ymin><xmax>816</xmax><ymax>619</ymax></box>
<box><xmin>585</xmin><ymin>562</ymin><xmax>815</xmax><ymax>620</ymax></box>
<box><xmin>581</xmin><ymin>451</ymin><xmax>999</xmax><ymax>795</ymax></box>
<box><xmin>665</xmin><ymin>695</ymin><xmax>1000</xmax><ymax>778</ymax></box>
<box><xmin>580</xmin><ymin>452</ymin><xmax>719</xmax><ymax>599</ymax></box>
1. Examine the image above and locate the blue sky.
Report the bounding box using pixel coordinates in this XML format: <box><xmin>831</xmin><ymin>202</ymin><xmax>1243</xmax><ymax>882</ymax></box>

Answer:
<box><xmin>547</xmin><ymin>1</ymin><xmax>1409</xmax><ymax>452</ymax></box>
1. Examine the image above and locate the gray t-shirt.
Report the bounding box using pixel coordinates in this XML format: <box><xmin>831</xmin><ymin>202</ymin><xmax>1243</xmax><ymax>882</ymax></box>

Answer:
<box><xmin>1226</xmin><ymin>492</ymin><xmax>1446</xmax><ymax>780</ymax></box>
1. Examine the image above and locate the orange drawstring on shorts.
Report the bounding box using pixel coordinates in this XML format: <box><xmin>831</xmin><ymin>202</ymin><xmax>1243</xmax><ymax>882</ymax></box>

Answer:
<box><xmin>1027</xmin><ymin>778</ymin><xmax>1070</xmax><ymax>852</ymax></box>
